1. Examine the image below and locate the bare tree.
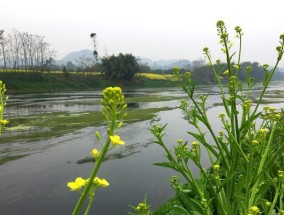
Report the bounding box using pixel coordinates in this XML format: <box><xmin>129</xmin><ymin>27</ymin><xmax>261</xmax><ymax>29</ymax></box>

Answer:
<box><xmin>1</xmin><ymin>29</ymin><xmax>56</xmax><ymax>71</ymax></box>
<box><xmin>8</xmin><ymin>29</ymin><xmax>22</xmax><ymax>69</ymax></box>
<box><xmin>75</xmin><ymin>55</ymin><xmax>95</xmax><ymax>71</ymax></box>
<box><xmin>0</xmin><ymin>30</ymin><xmax>8</xmax><ymax>69</ymax></box>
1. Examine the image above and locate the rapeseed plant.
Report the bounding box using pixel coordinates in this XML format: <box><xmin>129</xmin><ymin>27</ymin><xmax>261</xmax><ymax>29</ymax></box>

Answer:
<box><xmin>0</xmin><ymin>80</ymin><xmax>8</xmax><ymax>135</ymax></box>
<box><xmin>68</xmin><ymin>86</ymin><xmax>127</xmax><ymax>215</ymax></box>
<box><xmin>151</xmin><ymin>21</ymin><xmax>284</xmax><ymax>214</ymax></box>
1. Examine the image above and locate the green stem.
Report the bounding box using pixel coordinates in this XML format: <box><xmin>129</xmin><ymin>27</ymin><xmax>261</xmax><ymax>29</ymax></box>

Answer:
<box><xmin>188</xmin><ymin>91</ymin><xmax>229</xmax><ymax>169</ymax></box>
<box><xmin>72</xmin><ymin>139</ymin><xmax>111</xmax><ymax>215</ymax></box>
<box><xmin>72</xmin><ymin>109</ymin><xmax>116</xmax><ymax>215</ymax></box>
<box><xmin>279</xmin><ymin>179</ymin><xmax>283</xmax><ymax>212</ymax></box>
<box><xmin>248</xmin><ymin>124</ymin><xmax>276</xmax><ymax>208</ymax></box>
<box><xmin>84</xmin><ymin>195</ymin><xmax>95</xmax><ymax>215</ymax></box>
<box><xmin>268</xmin><ymin>183</ymin><xmax>281</xmax><ymax>215</ymax></box>
<box><xmin>252</xmin><ymin>43</ymin><xmax>283</xmax><ymax>117</ymax></box>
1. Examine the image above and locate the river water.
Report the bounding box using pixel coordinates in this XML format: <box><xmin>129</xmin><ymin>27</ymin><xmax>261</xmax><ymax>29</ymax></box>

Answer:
<box><xmin>0</xmin><ymin>84</ymin><xmax>284</xmax><ymax>215</ymax></box>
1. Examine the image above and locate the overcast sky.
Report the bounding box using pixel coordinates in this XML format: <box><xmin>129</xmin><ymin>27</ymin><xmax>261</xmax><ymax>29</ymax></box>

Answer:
<box><xmin>1</xmin><ymin>0</ymin><xmax>284</xmax><ymax>66</ymax></box>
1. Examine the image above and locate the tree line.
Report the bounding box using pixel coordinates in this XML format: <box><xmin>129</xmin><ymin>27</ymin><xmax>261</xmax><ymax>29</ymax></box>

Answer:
<box><xmin>1</xmin><ymin>29</ymin><xmax>283</xmax><ymax>84</ymax></box>
<box><xmin>0</xmin><ymin>29</ymin><xmax>55</xmax><ymax>71</ymax></box>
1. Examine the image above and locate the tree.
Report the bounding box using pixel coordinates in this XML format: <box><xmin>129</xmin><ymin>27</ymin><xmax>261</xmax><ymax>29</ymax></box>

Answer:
<box><xmin>101</xmin><ymin>53</ymin><xmax>139</xmax><ymax>81</ymax></box>
<box><xmin>0</xmin><ymin>29</ymin><xmax>55</xmax><ymax>71</ymax></box>
<box><xmin>66</xmin><ymin>61</ymin><xmax>77</xmax><ymax>71</ymax></box>
<box><xmin>0</xmin><ymin>30</ymin><xmax>8</xmax><ymax>69</ymax></box>
<box><xmin>75</xmin><ymin>55</ymin><xmax>95</xmax><ymax>71</ymax></box>
<box><xmin>137</xmin><ymin>63</ymin><xmax>151</xmax><ymax>73</ymax></box>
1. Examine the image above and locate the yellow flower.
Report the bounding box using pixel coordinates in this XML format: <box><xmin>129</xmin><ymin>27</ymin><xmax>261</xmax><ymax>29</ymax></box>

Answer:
<box><xmin>110</xmin><ymin>135</ymin><xmax>125</xmax><ymax>145</ymax></box>
<box><xmin>91</xmin><ymin>148</ymin><xmax>99</xmax><ymax>158</ymax></box>
<box><xmin>0</xmin><ymin>119</ymin><xmax>9</xmax><ymax>125</ymax></box>
<box><xmin>249</xmin><ymin>206</ymin><xmax>260</xmax><ymax>214</ymax></box>
<box><xmin>243</xmin><ymin>100</ymin><xmax>252</xmax><ymax>110</ymax></box>
<box><xmin>252</xmin><ymin>140</ymin><xmax>259</xmax><ymax>145</ymax></box>
<box><xmin>263</xmin><ymin>106</ymin><xmax>270</xmax><ymax>111</ymax></box>
<box><xmin>67</xmin><ymin>177</ymin><xmax>86</xmax><ymax>191</ymax></box>
<box><xmin>275</xmin><ymin>113</ymin><xmax>282</xmax><ymax>120</ymax></box>
<box><xmin>219</xmin><ymin>113</ymin><xmax>226</xmax><ymax>120</ymax></box>
<box><xmin>259</xmin><ymin>128</ymin><xmax>267</xmax><ymax>135</ymax></box>
<box><xmin>192</xmin><ymin>141</ymin><xmax>199</xmax><ymax>147</ymax></box>
<box><xmin>185</xmin><ymin>72</ymin><xmax>192</xmax><ymax>79</ymax></box>
<box><xmin>233</xmin><ymin>64</ymin><xmax>239</xmax><ymax>69</ymax></box>
<box><xmin>269</xmin><ymin>106</ymin><xmax>276</xmax><ymax>113</ymax></box>
<box><xmin>278</xmin><ymin>170</ymin><xmax>284</xmax><ymax>178</ymax></box>
<box><xmin>136</xmin><ymin>203</ymin><xmax>147</xmax><ymax>210</ymax></box>
<box><xmin>93</xmin><ymin>177</ymin><xmax>109</xmax><ymax>187</ymax></box>
<box><xmin>223</xmin><ymin>70</ymin><xmax>229</xmax><ymax>76</ymax></box>
<box><xmin>213</xmin><ymin>164</ymin><xmax>220</xmax><ymax>171</ymax></box>
<box><xmin>229</xmin><ymin>76</ymin><xmax>237</xmax><ymax>84</ymax></box>
<box><xmin>177</xmin><ymin>139</ymin><xmax>183</xmax><ymax>144</ymax></box>
<box><xmin>0</xmin><ymin>105</ymin><xmax>2</xmax><ymax>112</ymax></box>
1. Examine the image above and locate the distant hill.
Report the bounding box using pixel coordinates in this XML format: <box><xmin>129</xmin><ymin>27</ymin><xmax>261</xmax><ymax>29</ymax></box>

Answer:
<box><xmin>57</xmin><ymin>49</ymin><xmax>95</xmax><ymax>65</ymax></box>
<box><xmin>56</xmin><ymin>49</ymin><xmax>191</xmax><ymax>70</ymax></box>
<box><xmin>137</xmin><ymin>57</ymin><xmax>191</xmax><ymax>70</ymax></box>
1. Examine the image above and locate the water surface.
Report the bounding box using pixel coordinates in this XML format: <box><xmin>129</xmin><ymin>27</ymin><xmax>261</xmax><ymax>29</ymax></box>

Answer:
<box><xmin>1</xmin><ymin>84</ymin><xmax>284</xmax><ymax>215</ymax></box>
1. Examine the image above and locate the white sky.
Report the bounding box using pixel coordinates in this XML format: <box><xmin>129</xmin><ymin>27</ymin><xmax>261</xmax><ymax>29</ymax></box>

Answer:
<box><xmin>1</xmin><ymin>0</ymin><xmax>284</xmax><ymax>66</ymax></box>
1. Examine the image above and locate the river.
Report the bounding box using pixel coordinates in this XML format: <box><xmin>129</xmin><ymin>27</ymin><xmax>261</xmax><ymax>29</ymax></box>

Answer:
<box><xmin>0</xmin><ymin>84</ymin><xmax>284</xmax><ymax>215</ymax></box>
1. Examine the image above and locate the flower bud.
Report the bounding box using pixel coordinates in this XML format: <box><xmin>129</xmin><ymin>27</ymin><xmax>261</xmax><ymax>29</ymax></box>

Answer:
<box><xmin>117</xmin><ymin>121</ymin><xmax>123</xmax><ymax>129</ymax></box>
<box><xmin>96</xmin><ymin>131</ymin><xmax>101</xmax><ymax>140</ymax></box>
<box><xmin>235</xmin><ymin>26</ymin><xmax>242</xmax><ymax>33</ymax></box>
<box><xmin>203</xmin><ymin>47</ymin><xmax>209</xmax><ymax>53</ymax></box>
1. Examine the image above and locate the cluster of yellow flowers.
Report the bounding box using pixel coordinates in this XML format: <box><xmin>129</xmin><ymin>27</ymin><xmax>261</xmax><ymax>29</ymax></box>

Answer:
<box><xmin>68</xmin><ymin>87</ymin><xmax>127</xmax><ymax>215</ymax></box>
<box><xmin>247</xmin><ymin>206</ymin><xmax>260</xmax><ymax>215</ymax></box>
<box><xmin>139</xmin><ymin>73</ymin><xmax>174</xmax><ymax>80</ymax></box>
<box><xmin>0</xmin><ymin>80</ymin><xmax>9</xmax><ymax>133</ymax></box>
<box><xmin>262</xmin><ymin>106</ymin><xmax>282</xmax><ymax>121</ymax></box>
<box><xmin>67</xmin><ymin>176</ymin><xmax>109</xmax><ymax>191</ymax></box>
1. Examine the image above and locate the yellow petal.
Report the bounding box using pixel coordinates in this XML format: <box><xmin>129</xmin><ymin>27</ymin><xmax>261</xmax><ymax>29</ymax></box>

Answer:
<box><xmin>75</xmin><ymin>177</ymin><xmax>86</xmax><ymax>187</ymax></box>
<box><xmin>67</xmin><ymin>182</ymin><xmax>80</xmax><ymax>191</ymax></box>
<box><xmin>91</xmin><ymin>148</ymin><xmax>99</xmax><ymax>158</ymax></box>
<box><xmin>110</xmin><ymin>135</ymin><xmax>125</xmax><ymax>145</ymax></box>
<box><xmin>93</xmin><ymin>177</ymin><xmax>109</xmax><ymax>187</ymax></box>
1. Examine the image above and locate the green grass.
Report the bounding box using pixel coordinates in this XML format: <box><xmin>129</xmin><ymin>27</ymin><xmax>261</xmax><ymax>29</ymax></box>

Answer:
<box><xmin>0</xmin><ymin>154</ymin><xmax>28</xmax><ymax>165</ymax></box>
<box><xmin>0</xmin><ymin>71</ymin><xmax>179</xmax><ymax>93</ymax></box>
<box><xmin>1</xmin><ymin>107</ymin><xmax>173</xmax><ymax>143</ymax></box>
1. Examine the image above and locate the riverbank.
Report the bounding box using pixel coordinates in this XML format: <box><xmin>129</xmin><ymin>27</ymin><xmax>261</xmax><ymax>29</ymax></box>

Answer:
<box><xmin>0</xmin><ymin>71</ymin><xmax>178</xmax><ymax>94</ymax></box>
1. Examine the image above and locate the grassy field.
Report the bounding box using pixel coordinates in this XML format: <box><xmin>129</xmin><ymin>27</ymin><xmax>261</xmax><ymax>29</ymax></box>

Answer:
<box><xmin>0</xmin><ymin>70</ymin><xmax>178</xmax><ymax>93</ymax></box>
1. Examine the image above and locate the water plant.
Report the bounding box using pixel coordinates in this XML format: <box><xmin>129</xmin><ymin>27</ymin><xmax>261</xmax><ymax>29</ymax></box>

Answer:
<box><xmin>0</xmin><ymin>80</ymin><xmax>9</xmax><ymax>135</ymax></box>
<box><xmin>151</xmin><ymin>21</ymin><xmax>284</xmax><ymax>214</ymax></box>
<box><xmin>67</xmin><ymin>86</ymin><xmax>127</xmax><ymax>215</ymax></box>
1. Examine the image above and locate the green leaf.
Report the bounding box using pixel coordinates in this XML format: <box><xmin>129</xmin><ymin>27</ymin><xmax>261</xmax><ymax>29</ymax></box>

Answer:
<box><xmin>169</xmin><ymin>206</ymin><xmax>191</xmax><ymax>215</ymax></box>
<box><xmin>195</xmin><ymin>114</ymin><xmax>206</xmax><ymax>125</ymax></box>
<box><xmin>187</xmin><ymin>131</ymin><xmax>218</xmax><ymax>157</ymax></box>
<box><xmin>153</xmin><ymin>162</ymin><xmax>179</xmax><ymax>171</ymax></box>
<box><xmin>176</xmin><ymin>191</ymin><xmax>204</xmax><ymax>214</ymax></box>
<box><xmin>239</xmin><ymin>112</ymin><xmax>261</xmax><ymax>135</ymax></box>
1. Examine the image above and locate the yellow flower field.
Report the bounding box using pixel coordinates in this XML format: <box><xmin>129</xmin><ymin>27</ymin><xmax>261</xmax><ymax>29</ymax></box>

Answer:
<box><xmin>138</xmin><ymin>73</ymin><xmax>176</xmax><ymax>80</ymax></box>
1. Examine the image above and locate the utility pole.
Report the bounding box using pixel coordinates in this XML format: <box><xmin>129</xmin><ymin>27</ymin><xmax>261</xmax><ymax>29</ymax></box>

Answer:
<box><xmin>90</xmin><ymin>33</ymin><xmax>98</xmax><ymax>63</ymax></box>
